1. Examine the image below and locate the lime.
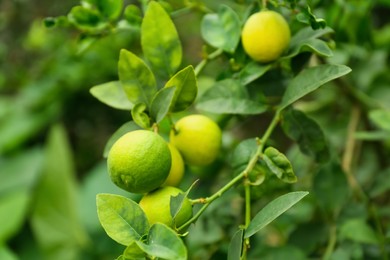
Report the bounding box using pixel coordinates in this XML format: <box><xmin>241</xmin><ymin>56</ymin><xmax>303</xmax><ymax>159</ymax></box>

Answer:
<box><xmin>170</xmin><ymin>115</ymin><xmax>222</xmax><ymax>166</ymax></box>
<box><xmin>107</xmin><ymin>130</ymin><xmax>171</xmax><ymax>194</ymax></box>
<box><xmin>163</xmin><ymin>143</ymin><xmax>185</xmax><ymax>187</ymax></box>
<box><xmin>139</xmin><ymin>186</ymin><xmax>192</xmax><ymax>228</ymax></box>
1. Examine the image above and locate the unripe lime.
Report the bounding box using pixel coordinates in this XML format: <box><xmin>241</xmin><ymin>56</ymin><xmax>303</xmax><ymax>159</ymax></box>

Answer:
<box><xmin>163</xmin><ymin>143</ymin><xmax>185</xmax><ymax>187</ymax></box>
<box><xmin>170</xmin><ymin>115</ymin><xmax>222</xmax><ymax>166</ymax></box>
<box><xmin>139</xmin><ymin>186</ymin><xmax>192</xmax><ymax>228</ymax></box>
<box><xmin>241</xmin><ymin>10</ymin><xmax>290</xmax><ymax>63</ymax></box>
<box><xmin>107</xmin><ymin>130</ymin><xmax>171</xmax><ymax>194</ymax></box>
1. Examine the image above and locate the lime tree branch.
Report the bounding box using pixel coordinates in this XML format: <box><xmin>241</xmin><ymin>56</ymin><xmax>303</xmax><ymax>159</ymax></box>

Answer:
<box><xmin>194</xmin><ymin>48</ymin><xmax>223</xmax><ymax>76</ymax></box>
<box><xmin>178</xmin><ymin>111</ymin><xmax>282</xmax><ymax>232</ymax></box>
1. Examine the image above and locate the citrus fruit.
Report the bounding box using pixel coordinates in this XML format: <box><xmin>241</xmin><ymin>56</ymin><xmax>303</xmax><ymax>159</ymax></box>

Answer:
<box><xmin>241</xmin><ymin>10</ymin><xmax>290</xmax><ymax>63</ymax></box>
<box><xmin>170</xmin><ymin>114</ymin><xmax>222</xmax><ymax>166</ymax></box>
<box><xmin>163</xmin><ymin>143</ymin><xmax>185</xmax><ymax>187</ymax></box>
<box><xmin>107</xmin><ymin>130</ymin><xmax>171</xmax><ymax>194</ymax></box>
<box><xmin>139</xmin><ymin>186</ymin><xmax>193</xmax><ymax>228</ymax></box>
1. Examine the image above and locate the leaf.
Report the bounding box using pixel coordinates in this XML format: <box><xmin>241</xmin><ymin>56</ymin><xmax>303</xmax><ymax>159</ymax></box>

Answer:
<box><xmin>30</xmin><ymin>125</ymin><xmax>89</xmax><ymax>259</ymax></box>
<box><xmin>278</xmin><ymin>64</ymin><xmax>352</xmax><ymax>111</ymax></box>
<box><xmin>95</xmin><ymin>0</ymin><xmax>123</xmax><ymax>20</ymax></box>
<box><xmin>296</xmin><ymin>6</ymin><xmax>327</xmax><ymax>30</ymax></box>
<box><xmin>68</xmin><ymin>5</ymin><xmax>105</xmax><ymax>31</ymax></box>
<box><xmin>196</xmin><ymin>79</ymin><xmax>267</xmax><ymax>115</ymax></box>
<box><xmin>124</xmin><ymin>5</ymin><xmax>142</xmax><ymax>26</ymax></box>
<box><xmin>141</xmin><ymin>1</ymin><xmax>182</xmax><ymax>78</ymax></box>
<box><xmin>90</xmin><ymin>81</ymin><xmax>133</xmax><ymax>110</ymax></box>
<box><xmin>369</xmin><ymin>109</ymin><xmax>390</xmax><ymax>131</ymax></box>
<box><xmin>136</xmin><ymin>223</ymin><xmax>187</xmax><ymax>260</ymax></box>
<box><xmin>340</xmin><ymin>218</ymin><xmax>379</xmax><ymax>244</ymax></box>
<box><xmin>103</xmin><ymin>121</ymin><xmax>141</xmax><ymax>158</ymax></box>
<box><xmin>201</xmin><ymin>5</ymin><xmax>241</xmax><ymax>53</ymax></box>
<box><xmin>131</xmin><ymin>103</ymin><xmax>151</xmax><ymax>129</ymax></box>
<box><xmin>230</xmin><ymin>138</ymin><xmax>258</xmax><ymax>172</ymax></box>
<box><xmin>0</xmin><ymin>245</ymin><xmax>18</xmax><ymax>260</ymax></box>
<box><xmin>239</xmin><ymin>62</ymin><xmax>272</xmax><ymax>86</ymax></box>
<box><xmin>164</xmin><ymin>65</ymin><xmax>197</xmax><ymax>112</ymax></box>
<box><xmin>170</xmin><ymin>181</ymin><xmax>196</xmax><ymax>227</ymax></box>
<box><xmin>227</xmin><ymin>229</ymin><xmax>244</xmax><ymax>260</ymax></box>
<box><xmin>118</xmin><ymin>49</ymin><xmax>157</xmax><ymax>108</ymax></box>
<box><xmin>150</xmin><ymin>87</ymin><xmax>176</xmax><ymax>123</ymax></box>
<box><xmin>123</xmin><ymin>241</ymin><xmax>146</xmax><ymax>260</ymax></box>
<box><xmin>281</xmin><ymin>108</ymin><xmax>330</xmax><ymax>163</ymax></box>
<box><xmin>263</xmin><ymin>147</ymin><xmax>297</xmax><ymax>183</ymax></box>
<box><xmin>245</xmin><ymin>191</ymin><xmax>309</xmax><ymax>238</ymax></box>
<box><xmin>96</xmin><ymin>193</ymin><xmax>149</xmax><ymax>246</ymax></box>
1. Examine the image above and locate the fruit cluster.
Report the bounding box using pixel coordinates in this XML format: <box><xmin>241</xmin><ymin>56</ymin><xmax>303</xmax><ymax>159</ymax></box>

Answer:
<box><xmin>107</xmin><ymin>114</ymin><xmax>222</xmax><ymax>228</ymax></box>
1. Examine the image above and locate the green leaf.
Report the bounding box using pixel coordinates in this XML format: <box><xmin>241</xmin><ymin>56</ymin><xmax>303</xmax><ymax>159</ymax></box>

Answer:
<box><xmin>96</xmin><ymin>193</ymin><xmax>149</xmax><ymax>246</ymax></box>
<box><xmin>340</xmin><ymin>219</ymin><xmax>379</xmax><ymax>244</ymax></box>
<box><xmin>103</xmin><ymin>121</ymin><xmax>141</xmax><ymax>158</ymax></box>
<box><xmin>296</xmin><ymin>6</ymin><xmax>327</xmax><ymax>30</ymax></box>
<box><xmin>131</xmin><ymin>103</ymin><xmax>151</xmax><ymax>129</ymax></box>
<box><xmin>196</xmin><ymin>79</ymin><xmax>267</xmax><ymax>115</ymax></box>
<box><xmin>136</xmin><ymin>223</ymin><xmax>187</xmax><ymax>260</ymax></box>
<box><xmin>124</xmin><ymin>5</ymin><xmax>142</xmax><ymax>26</ymax></box>
<box><xmin>230</xmin><ymin>138</ymin><xmax>258</xmax><ymax>172</ymax></box>
<box><xmin>0</xmin><ymin>191</ymin><xmax>30</xmax><ymax>243</ymax></box>
<box><xmin>164</xmin><ymin>65</ymin><xmax>197</xmax><ymax>112</ymax></box>
<box><xmin>90</xmin><ymin>81</ymin><xmax>133</xmax><ymax>110</ymax></box>
<box><xmin>150</xmin><ymin>87</ymin><xmax>176</xmax><ymax>123</ymax></box>
<box><xmin>95</xmin><ymin>0</ymin><xmax>123</xmax><ymax>20</ymax></box>
<box><xmin>123</xmin><ymin>241</ymin><xmax>146</xmax><ymax>260</ymax></box>
<box><xmin>201</xmin><ymin>5</ymin><xmax>241</xmax><ymax>53</ymax></box>
<box><xmin>278</xmin><ymin>64</ymin><xmax>352</xmax><ymax>111</ymax></box>
<box><xmin>170</xmin><ymin>181</ymin><xmax>196</xmax><ymax>227</ymax></box>
<box><xmin>263</xmin><ymin>147</ymin><xmax>297</xmax><ymax>183</ymax></box>
<box><xmin>239</xmin><ymin>62</ymin><xmax>272</xmax><ymax>86</ymax></box>
<box><xmin>245</xmin><ymin>191</ymin><xmax>309</xmax><ymax>238</ymax></box>
<box><xmin>141</xmin><ymin>1</ymin><xmax>182</xmax><ymax>78</ymax></box>
<box><xmin>68</xmin><ymin>5</ymin><xmax>105</xmax><ymax>31</ymax></box>
<box><xmin>228</xmin><ymin>229</ymin><xmax>244</xmax><ymax>260</ymax></box>
<box><xmin>281</xmin><ymin>108</ymin><xmax>330</xmax><ymax>163</ymax></box>
<box><xmin>31</xmin><ymin>125</ymin><xmax>89</xmax><ymax>259</ymax></box>
<box><xmin>118</xmin><ymin>49</ymin><xmax>157</xmax><ymax>108</ymax></box>
<box><xmin>0</xmin><ymin>245</ymin><xmax>18</xmax><ymax>260</ymax></box>
<box><xmin>369</xmin><ymin>109</ymin><xmax>390</xmax><ymax>131</ymax></box>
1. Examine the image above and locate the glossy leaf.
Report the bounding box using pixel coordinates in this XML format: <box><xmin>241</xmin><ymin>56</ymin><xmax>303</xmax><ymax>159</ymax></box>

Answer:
<box><xmin>131</xmin><ymin>103</ymin><xmax>151</xmax><ymax>129</ymax></box>
<box><xmin>278</xmin><ymin>64</ymin><xmax>352</xmax><ymax>111</ymax></box>
<box><xmin>164</xmin><ymin>65</ymin><xmax>197</xmax><ymax>112</ymax></box>
<box><xmin>96</xmin><ymin>193</ymin><xmax>149</xmax><ymax>246</ymax></box>
<box><xmin>227</xmin><ymin>229</ymin><xmax>244</xmax><ymax>260</ymax></box>
<box><xmin>263</xmin><ymin>147</ymin><xmax>297</xmax><ymax>183</ymax></box>
<box><xmin>239</xmin><ymin>62</ymin><xmax>272</xmax><ymax>86</ymax></box>
<box><xmin>201</xmin><ymin>5</ymin><xmax>241</xmax><ymax>53</ymax></box>
<box><xmin>281</xmin><ymin>108</ymin><xmax>330</xmax><ymax>163</ymax></box>
<box><xmin>197</xmin><ymin>79</ymin><xmax>267</xmax><ymax>114</ymax></box>
<box><xmin>136</xmin><ymin>223</ymin><xmax>187</xmax><ymax>260</ymax></box>
<box><xmin>150</xmin><ymin>87</ymin><xmax>176</xmax><ymax>123</ymax></box>
<box><xmin>118</xmin><ymin>49</ymin><xmax>157</xmax><ymax>108</ymax></box>
<box><xmin>245</xmin><ymin>191</ymin><xmax>309</xmax><ymax>238</ymax></box>
<box><xmin>90</xmin><ymin>81</ymin><xmax>133</xmax><ymax>110</ymax></box>
<box><xmin>103</xmin><ymin>121</ymin><xmax>141</xmax><ymax>158</ymax></box>
<box><xmin>141</xmin><ymin>1</ymin><xmax>182</xmax><ymax>77</ymax></box>
<box><xmin>30</xmin><ymin>125</ymin><xmax>89</xmax><ymax>259</ymax></box>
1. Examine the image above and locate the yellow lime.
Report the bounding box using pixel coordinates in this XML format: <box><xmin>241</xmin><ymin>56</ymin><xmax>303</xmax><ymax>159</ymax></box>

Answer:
<box><xmin>170</xmin><ymin>114</ymin><xmax>222</xmax><ymax>166</ymax></box>
<box><xmin>163</xmin><ymin>143</ymin><xmax>185</xmax><ymax>187</ymax></box>
<box><xmin>139</xmin><ymin>186</ymin><xmax>192</xmax><ymax>228</ymax></box>
<box><xmin>241</xmin><ymin>10</ymin><xmax>290</xmax><ymax>63</ymax></box>
<box><xmin>107</xmin><ymin>130</ymin><xmax>171</xmax><ymax>194</ymax></box>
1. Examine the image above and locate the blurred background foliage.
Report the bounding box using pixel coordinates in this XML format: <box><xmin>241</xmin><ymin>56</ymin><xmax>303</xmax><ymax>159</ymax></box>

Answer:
<box><xmin>0</xmin><ymin>0</ymin><xmax>390</xmax><ymax>259</ymax></box>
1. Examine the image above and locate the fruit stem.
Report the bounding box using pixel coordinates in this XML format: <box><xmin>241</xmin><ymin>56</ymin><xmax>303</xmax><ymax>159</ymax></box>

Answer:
<box><xmin>261</xmin><ymin>0</ymin><xmax>267</xmax><ymax>10</ymax></box>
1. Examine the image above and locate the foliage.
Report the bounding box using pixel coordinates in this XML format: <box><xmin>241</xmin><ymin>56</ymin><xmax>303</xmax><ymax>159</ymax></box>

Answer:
<box><xmin>1</xmin><ymin>0</ymin><xmax>390</xmax><ymax>259</ymax></box>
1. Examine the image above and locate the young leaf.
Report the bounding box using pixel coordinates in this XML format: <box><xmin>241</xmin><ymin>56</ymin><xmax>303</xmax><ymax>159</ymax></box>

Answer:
<box><xmin>90</xmin><ymin>81</ymin><xmax>133</xmax><ymax>110</ymax></box>
<box><xmin>131</xmin><ymin>103</ymin><xmax>151</xmax><ymax>129</ymax></box>
<box><xmin>95</xmin><ymin>0</ymin><xmax>123</xmax><ymax>20</ymax></box>
<box><xmin>96</xmin><ymin>193</ymin><xmax>149</xmax><ymax>246</ymax></box>
<box><xmin>68</xmin><ymin>5</ymin><xmax>105</xmax><ymax>31</ymax></box>
<box><xmin>239</xmin><ymin>62</ymin><xmax>272</xmax><ymax>86</ymax></box>
<box><xmin>170</xmin><ymin>181</ymin><xmax>196</xmax><ymax>227</ymax></box>
<box><xmin>244</xmin><ymin>191</ymin><xmax>309</xmax><ymax>238</ymax></box>
<box><xmin>201</xmin><ymin>5</ymin><xmax>241</xmax><ymax>53</ymax></box>
<box><xmin>141</xmin><ymin>1</ymin><xmax>182</xmax><ymax>78</ymax></box>
<box><xmin>150</xmin><ymin>87</ymin><xmax>176</xmax><ymax>124</ymax></box>
<box><xmin>278</xmin><ymin>64</ymin><xmax>352</xmax><ymax>111</ymax></box>
<box><xmin>263</xmin><ymin>147</ymin><xmax>297</xmax><ymax>183</ymax></box>
<box><xmin>196</xmin><ymin>79</ymin><xmax>267</xmax><ymax>115</ymax></box>
<box><xmin>164</xmin><ymin>65</ymin><xmax>197</xmax><ymax>112</ymax></box>
<box><xmin>227</xmin><ymin>229</ymin><xmax>244</xmax><ymax>260</ymax></box>
<box><xmin>136</xmin><ymin>223</ymin><xmax>187</xmax><ymax>260</ymax></box>
<box><xmin>118</xmin><ymin>49</ymin><xmax>157</xmax><ymax>108</ymax></box>
<box><xmin>281</xmin><ymin>108</ymin><xmax>330</xmax><ymax>163</ymax></box>
<box><xmin>103</xmin><ymin>121</ymin><xmax>141</xmax><ymax>158</ymax></box>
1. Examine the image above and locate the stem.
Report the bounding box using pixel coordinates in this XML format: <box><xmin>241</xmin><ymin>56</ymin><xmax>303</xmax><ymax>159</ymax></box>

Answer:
<box><xmin>194</xmin><ymin>48</ymin><xmax>223</xmax><ymax>76</ymax></box>
<box><xmin>241</xmin><ymin>184</ymin><xmax>251</xmax><ymax>259</ymax></box>
<box><xmin>259</xmin><ymin>110</ymin><xmax>281</xmax><ymax>153</ymax></box>
<box><xmin>369</xmin><ymin>204</ymin><xmax>388</xmax><ymax>260</ymax></box>
<box><xmin>323</xmin><ymin>224</ymin><xmax>337</xmax><ymax>260</ymax></box>
<box><xmin>262</xmin><ymin>0</ymin><xmax>267</xmax><ymax>9</ymax></box>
